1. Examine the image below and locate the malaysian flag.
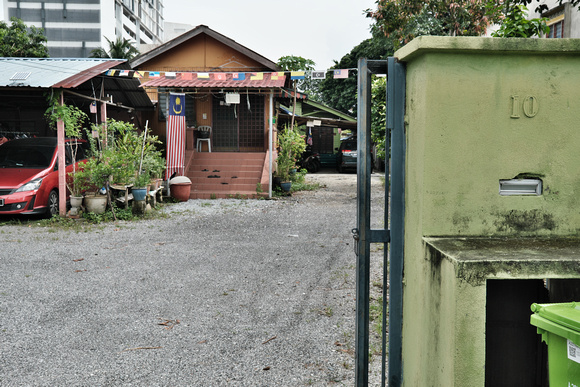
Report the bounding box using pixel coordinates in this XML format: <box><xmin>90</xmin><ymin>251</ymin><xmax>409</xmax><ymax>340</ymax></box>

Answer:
<box><xmin>333</xmin><ymin>69</ymin><xmax>349</xmax><ymax>79</ymax></box>
<box><xmin>166</xmin><ymin>93</ymin><xmax>186</xmax><ymax>179</ymax></box>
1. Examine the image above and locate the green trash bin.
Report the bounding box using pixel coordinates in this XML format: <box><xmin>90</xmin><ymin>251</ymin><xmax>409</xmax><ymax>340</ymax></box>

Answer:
<box><xmin>531</xmin><ymin>302</ymin><xmax>580</xmax><ymax>387</ymax></box>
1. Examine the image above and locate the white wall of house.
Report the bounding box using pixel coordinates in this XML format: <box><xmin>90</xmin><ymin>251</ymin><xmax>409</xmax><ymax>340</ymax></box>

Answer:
<box><xmin>528</xmin><ymin>0</ymin><xmax>580</xmax><ymax>38</ymax></box>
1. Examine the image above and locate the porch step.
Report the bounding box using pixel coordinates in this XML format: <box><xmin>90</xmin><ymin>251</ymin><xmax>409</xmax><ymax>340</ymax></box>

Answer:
<box><xmin>185</xmin><ymin>151</ymin><xmax>267</xmax><ymax>199</ymax></box>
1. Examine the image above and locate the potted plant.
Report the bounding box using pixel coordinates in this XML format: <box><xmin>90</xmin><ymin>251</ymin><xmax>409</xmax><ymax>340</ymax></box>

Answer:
<box><xmin>132</xmin><ymin>172</ymin><xmax>151</xmax><ymax>202</ymax></box>
<box><xmin>81</xmin><ymin>157</ymin><xmax>111</xmax><ymax>214</ymax></box>
<box><xmin>66</xmin><ymin>164</ymin><xmax>90</xmax><ymax>214</ymax></box>
<box><xmin>276</xmin><ymin>128</ymin><xmax>307</xmax><ymax>192</ymax></box>
<box><xmin>141</xmin><ymin>153</ymin><xmax>166</xmax><ymax>190</ymax></box>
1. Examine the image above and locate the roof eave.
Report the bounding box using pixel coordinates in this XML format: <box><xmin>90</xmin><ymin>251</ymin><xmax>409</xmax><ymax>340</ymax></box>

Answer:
<box><xmin>130</xmin><ymin>25</ymin><xmax>279</xmax><ymax>71</ymax></box>
<box><xmin>52</xmin><ymin>60</ymin><xmax>126</xmax><ymax>88</ymax></box>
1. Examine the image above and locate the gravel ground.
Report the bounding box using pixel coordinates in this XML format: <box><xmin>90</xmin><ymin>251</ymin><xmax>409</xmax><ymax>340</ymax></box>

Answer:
<box><xmin>0</xmin><ymin>170</ymin><xmax>386</xmax><ymax>386</ymax></box>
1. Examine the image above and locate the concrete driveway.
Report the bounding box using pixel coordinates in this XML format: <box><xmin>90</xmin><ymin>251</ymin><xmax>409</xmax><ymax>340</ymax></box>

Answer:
<box><xmin>0</xmin><ymin>171</ymin><xmax>386</xmax><ymax>386</ymax></box>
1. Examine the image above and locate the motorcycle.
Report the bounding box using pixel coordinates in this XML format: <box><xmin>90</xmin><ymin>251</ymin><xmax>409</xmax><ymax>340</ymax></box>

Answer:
<box><xmin>299</xmin><ymin>146</ymin><xmax>321</xmax><ymax>173</ymax></box>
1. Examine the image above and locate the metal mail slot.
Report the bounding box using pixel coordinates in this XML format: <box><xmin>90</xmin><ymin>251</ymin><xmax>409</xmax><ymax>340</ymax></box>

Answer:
<box><xmin>499</xmin><ymin>179</ymin><xmax>542</xmax><ymax>196</ymax></box>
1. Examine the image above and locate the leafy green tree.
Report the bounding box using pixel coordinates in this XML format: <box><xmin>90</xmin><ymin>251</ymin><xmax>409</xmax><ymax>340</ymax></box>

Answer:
<box><xmin>277</xmin><ymin>55</ymin><xmax>319</xmax><ymax>97</ymax></box>
<box><xmin>0</xmin><ymin>17</ymin><xmax>48</xmax><ymax>57</ymax></box>
<box><xmin>277</xmin><ymin>55</ymin><xmax>315</xmax><ymax>73</ymax></box>
<box><xmin>90</xmin><ymin>37</ymin><xmax>139</xmax><ymax>60</ymax></box>
<box><xmin>491</xmin><ymin>5</ymin><xmax>549</xmax><ymax>38</ymax></box>
<box><xmin>318</xmin><ymin>35</ymin><xmax>394</xmax><ymax>116</ymax></box>
<box><xmin>365</xmin><ymin>0</ymin><xmax>504</xmax><ymax>48</ymax></box>
<box><xmin>371</xmin><ymin>77</ymin><xmax>387</xmax><ymax>161</ymax></box>
<box><xmin>516</xmin><ymin>0</ymin><xmax>580</xmax><ymax>13</ymax></box>
<box><xmin>277</xmin><ymin>55</ymin><xmax>317</xmax><ymax>130</ymax></box>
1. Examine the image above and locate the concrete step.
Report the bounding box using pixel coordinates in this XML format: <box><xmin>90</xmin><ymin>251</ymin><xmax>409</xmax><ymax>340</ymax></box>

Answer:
<box><xmin>185</xmin><ymin>151</ymin><xmax>266</xmax><ymax>199</ymax></box>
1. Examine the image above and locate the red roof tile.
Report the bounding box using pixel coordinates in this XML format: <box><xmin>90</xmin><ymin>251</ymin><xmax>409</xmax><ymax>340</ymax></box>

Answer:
<box><xmin>140</xmin><ymin>72</ymin><xmax>286</xmax><ymax>88</ymax></box>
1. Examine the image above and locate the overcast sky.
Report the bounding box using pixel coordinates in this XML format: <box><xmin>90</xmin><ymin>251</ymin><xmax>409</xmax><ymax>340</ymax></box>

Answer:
<box><xmin>162</xmin><ymin>0</ymin><xmax>377</xmax><ymax>70</ymax></box>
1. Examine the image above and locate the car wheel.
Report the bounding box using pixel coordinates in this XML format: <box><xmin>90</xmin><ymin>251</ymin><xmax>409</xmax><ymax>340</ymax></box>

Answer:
<box><xmin>305</xmin><ymin>160</ymin><xmax>316</xmax><ymax>173</ymax></box>
<box><xmin>313</xmin><ymin>159</ymin><xmax>321</xmax><ymax>173</ymax></box>
<box><xmin>46</xmin><ymin>190</ymin><xmax>59</xmax><ymax>217</ymax></box>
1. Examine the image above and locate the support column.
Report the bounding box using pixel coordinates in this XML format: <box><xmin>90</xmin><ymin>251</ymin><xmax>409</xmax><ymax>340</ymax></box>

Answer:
<box><xmin>101</xmin><ymin>101</ymin><xmax>108</xmax><ymax>147</ymax></box>
<box><xmin>269</xmin><ymin>91</ymin><xmax>273</xmax><ymax>199</ymax></box>
<box><xmin>57</xmin><ymin>91</ymin><xmax>66</xmax><ymax>217</ymax></box>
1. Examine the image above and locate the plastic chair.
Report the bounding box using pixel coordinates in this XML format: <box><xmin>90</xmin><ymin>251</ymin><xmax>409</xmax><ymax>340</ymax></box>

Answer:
<box><xmin>196</xmin><ymin>126</ymin><xmax>212</xmax><ymax>152</ymax></box>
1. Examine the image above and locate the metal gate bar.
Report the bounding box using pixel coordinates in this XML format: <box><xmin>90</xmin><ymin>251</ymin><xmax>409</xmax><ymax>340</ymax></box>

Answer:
<box><xmin>387</xmin><ymin>57</ymin><xmax>406</xmax><ymax>387</ymax></box>
<box><xmin>355</xmin><ymin>58</ymin><xmax>389</xmax><ymax>385</ymax></box>
<box><xmin>355</xmin><ymin>57</ymin><xmax>405</xmax><ymax>386</ymax></box>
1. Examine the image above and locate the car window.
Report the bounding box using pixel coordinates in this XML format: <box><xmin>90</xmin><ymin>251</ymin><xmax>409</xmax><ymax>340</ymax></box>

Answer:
<box><xmin>65</xmin><ymin>147</ymin><xmax>73</xmax><ymax>166</ymax></box>
<box><xmin>65</xmin><ymin>141</ymin><xmax>89</xmax><ymax>165</ymax></box>
<box><xmin>340</xmin><ymin>141</ymin><xmax>357</xmax><ymax>151</ymax></box>
<box><xmin>0</xmin><ymin>144</ymin><xmax>53</xmax><ymax>168</ymax></box>
<box><xmin>74</xmin><ymin>142</ymin><xmax>88</xmax><ymax>161</ymax></box>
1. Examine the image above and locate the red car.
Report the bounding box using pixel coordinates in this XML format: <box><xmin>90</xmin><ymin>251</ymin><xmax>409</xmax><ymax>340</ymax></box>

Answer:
<box><xmin>0</xmin><ymin>137</ymin><xmax>88</xmax><ymax>217</ymax></box>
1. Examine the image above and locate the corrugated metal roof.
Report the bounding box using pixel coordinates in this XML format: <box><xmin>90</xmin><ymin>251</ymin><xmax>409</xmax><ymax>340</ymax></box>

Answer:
<box><xmin>140</xmin><ymin>72</ymin><xmax>286</xmax><ymax>89</ymax></box>
<box><xmin>0</xmin><ymin>58</ymin><xmax>124</xmax><ymax>88</ymax></box>
<box><xmin>274</xmin><ymin>88</ymin><xmax>308</xmax><ymax>100</ymax></box>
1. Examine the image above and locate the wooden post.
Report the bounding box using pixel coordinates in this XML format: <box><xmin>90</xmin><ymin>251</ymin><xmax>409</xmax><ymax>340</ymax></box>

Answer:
<box><xmin>57</xmin><ymin>91</ymin><xmax>66</xmax><ymax>217</ymax></box>
<box><xmin>101</xmin><ymin>101</ymin><xmax>108</xmax><ymax>148</ymax></box>
<box><xmin>290</xmin><ymin>80</ymin><xmax>297</xmax><ymax>131</ymax></box>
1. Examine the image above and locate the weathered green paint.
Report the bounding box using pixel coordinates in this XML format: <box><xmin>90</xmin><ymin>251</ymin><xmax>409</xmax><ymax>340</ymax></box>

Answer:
<box><xmin>399</xmin><ymin>37</ymin><xmax>580</xmax><ymax>237</ymax></box>
<box><xmin>395</xmin><ymin>37</ymin><xmax>580</xmax><ymax>386</ymax></box>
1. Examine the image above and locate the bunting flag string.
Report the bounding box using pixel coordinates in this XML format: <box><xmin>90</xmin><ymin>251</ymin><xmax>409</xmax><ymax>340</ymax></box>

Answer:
<box><xmin>311</xmin><ymin>71</ymin><xmax>326</xmax><ymax>80</ymax></box>
<box><xmin>250</xmin><ymin>72</ymin><xmax>263</xmax><ymax>80</ymax></box>
<box><xmin>290</xmin><ymin>71</ymin><xmax>305</xmax><ymax>80</ymax></box>
<box><xmin>104</xmin><ymin>68</ymin><xmax>358</xmax><ymax>80</ymax></box>
<box><xmin>232</xmin><ymin>72</ymin><xmax>246</xmax><ymax>81</ymax></box>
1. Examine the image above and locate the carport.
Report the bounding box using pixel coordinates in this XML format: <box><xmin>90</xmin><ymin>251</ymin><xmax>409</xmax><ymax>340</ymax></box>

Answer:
<box><xmin>0</xmin><ymin>58</ymin><xmax>154</xmax><ymax>215</ymax></box>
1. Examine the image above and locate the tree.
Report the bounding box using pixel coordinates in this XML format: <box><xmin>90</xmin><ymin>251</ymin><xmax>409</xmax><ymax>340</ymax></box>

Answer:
<box><xmin>365</xmin><ymin>0</ymin><xmax>505</xmax><ymax>48</ymax></box>
<box><xmin>371</xmin><ymin>77</ymin><xmax>387</xmax><ymax>161</ymax></box>
<box><xmin>318</xmin><ymin>35</ymin><xmax>394</xmax><ymax>117</ymax></box>
<box><xmin>491</xmin><ymin>5</ymin><xmax>549</xmax><ymax>38</ymax></box>
<box><xmin>0</xmin><ymin>17</ymin><xmax>48</xmax><ymax>57</ymax></box>
<box><xmin>90</xmin><ymin>37</ymin><xmax>139</xmax><ymax>60</ymax></box>
<box><xmin>277</xmin><ymin>55</ymin><xmax>318</xmax><ymax>96</ymax></box>
<box><xmin>277</xmin><ymin>55</ymin><xmax>316</xmax><ymax>130</ymax></box>
<box><xmin>515</xmin><ymin>0</ymin><xmax>580</xmax><ymax>13</ymax></box>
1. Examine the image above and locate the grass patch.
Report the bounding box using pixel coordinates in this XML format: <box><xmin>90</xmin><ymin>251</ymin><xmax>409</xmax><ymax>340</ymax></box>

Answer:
<box><xmin>0</xmin><ymin>201</ymin><xmax>176</xmax><ymax>230</ymax></box>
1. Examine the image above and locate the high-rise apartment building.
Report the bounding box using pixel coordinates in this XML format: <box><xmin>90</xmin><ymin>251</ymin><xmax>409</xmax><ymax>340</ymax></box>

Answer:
<box><xmin>0</xmin><ymin>0</ymin><xmax>164</xmax><ymax>57</ymax></box>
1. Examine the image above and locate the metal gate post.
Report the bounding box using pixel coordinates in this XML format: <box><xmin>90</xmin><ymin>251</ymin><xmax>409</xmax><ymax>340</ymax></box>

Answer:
<box><xmin>355</xmin><ymin>57</ymin><xmax>372</xmax><ymax>387</ymax></box>
<box><xmin>355</xmin><ymin>58</ymin><xmax>390</xmax><ymax>386</ymax></box>
<box><xmin>387</xmin><ymin>56</ymin><xmax>406</xmax><ymax>387</ymax></box>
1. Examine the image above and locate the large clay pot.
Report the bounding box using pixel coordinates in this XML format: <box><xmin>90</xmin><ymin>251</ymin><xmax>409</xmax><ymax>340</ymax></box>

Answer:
<box><xmin>70</xmin><ymin>196</ymin><xmax>83</xmax><ymax>209</ymax></box>
<box><xmin>169</xmin><ymin>176</ymin><xmax>192</xmax><ymax>202</ymax></box>
<box><xmin>84</xmin><ymin>194</ymin><xmax>107</xmax><ymax>214</ymax></box>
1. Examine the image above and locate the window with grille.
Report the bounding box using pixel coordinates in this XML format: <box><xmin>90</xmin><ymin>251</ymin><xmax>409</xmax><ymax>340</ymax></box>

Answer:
<box><xmin>212</xmin><ymin>94</ymin><xmax>265</xmax><ymax>152</ymax></box>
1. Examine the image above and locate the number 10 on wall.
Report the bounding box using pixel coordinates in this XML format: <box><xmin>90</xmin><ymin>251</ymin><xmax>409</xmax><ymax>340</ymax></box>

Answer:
<box><xmin>510</xmin><ymin>95</ymin><xmax>539</xmax><ymax>118</ymax></box>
